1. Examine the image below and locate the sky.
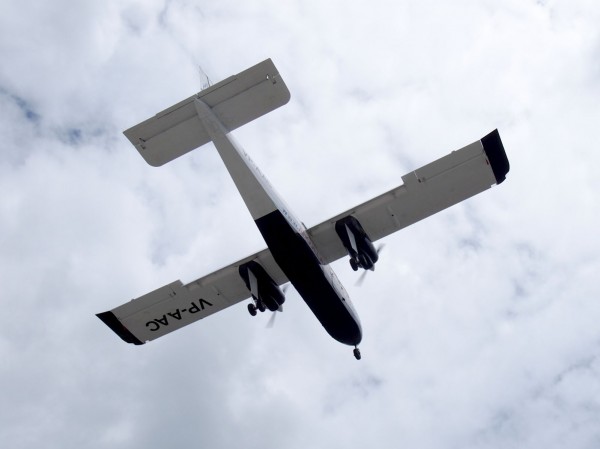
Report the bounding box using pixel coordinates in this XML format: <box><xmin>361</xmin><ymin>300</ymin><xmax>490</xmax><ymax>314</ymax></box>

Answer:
<box><xmin>1</xmin><ymin>0</ymin><xmax>599</xmax><ymax>448</ymax></box>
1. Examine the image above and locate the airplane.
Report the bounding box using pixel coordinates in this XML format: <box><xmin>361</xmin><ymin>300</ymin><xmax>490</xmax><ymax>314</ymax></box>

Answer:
<box><xmin>97</xmin><ymin>59</ymin><xmax>510</xmax><ymax>360</ymax></box>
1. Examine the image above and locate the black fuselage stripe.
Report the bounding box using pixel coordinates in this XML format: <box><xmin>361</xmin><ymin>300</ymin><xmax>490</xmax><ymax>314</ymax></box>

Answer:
<box><xmin>254</xmin><ymin>210</ymin><xmax>362</xmax><ymax>346</ymax></box>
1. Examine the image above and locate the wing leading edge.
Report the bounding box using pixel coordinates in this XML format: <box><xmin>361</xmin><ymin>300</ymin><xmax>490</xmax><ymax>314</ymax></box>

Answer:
<box><xmin>97</xmin><ymin>248</ymin><xmax>287</xmax><ymax>345</ymax></box>
<box><xmin>308</xmin><ymin>129</ymin><xmax>509</xmax><ymax>264</ymax></box>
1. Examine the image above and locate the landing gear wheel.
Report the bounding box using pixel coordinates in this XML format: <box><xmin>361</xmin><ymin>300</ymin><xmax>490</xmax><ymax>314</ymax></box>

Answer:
<box><xmin>350</xmin><ymin>258</ymin><xmax>359</xmax><ymax>271</ymax></box>
<box><xmin>248</xmin><ymin>303</ymin><xmax>257</xmax><ymax>317</ymax></box>
<box><xmin>257</xmin><ymin>301</ymin><xmax>266</xmax><ymax>313</ymax></box>
<box><xmin>353</xmin><ymin>347</ymin><xmax>361</xmax><ymax>360</ymax></box>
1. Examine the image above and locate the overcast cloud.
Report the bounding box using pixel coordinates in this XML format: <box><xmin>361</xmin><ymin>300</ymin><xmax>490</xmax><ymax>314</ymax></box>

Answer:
<box><xmin>1</xmin><ymin>1</ymin><xmax>599</xmax><ymax>448</ymax></box>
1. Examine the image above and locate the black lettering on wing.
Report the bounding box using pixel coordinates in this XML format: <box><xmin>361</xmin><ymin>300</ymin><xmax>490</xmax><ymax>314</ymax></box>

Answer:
<box><xmin>155</xmin><ymin>315</ymin><xmax>168</xmax><ymax>326</ymax></box>
<box><xmin>189</xmin><ymin>299</ymin><xmax>213</xmax><ymax>313</ymax></box>
<box><xmin>188</xmin><ymin>302</ymin><xmax>201</xmax><ymax>313</ymax></box>
<box><xmin>199</xmin><ymin>298</ymin><xmax>213</xmax><ymax>309</ymax></box>
<box><xmin>168</xmin><ymin>310</ymin><xmax>182</xmax><ymax>320</ymax></box>
<box><xmin>146</xmin><ymin>321</ymin><xmax>160</xmax><ymax>331</ymax></box>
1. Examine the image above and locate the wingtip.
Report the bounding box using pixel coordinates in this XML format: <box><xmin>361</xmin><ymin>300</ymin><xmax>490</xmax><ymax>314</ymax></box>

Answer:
<box><xmin>96</xmin><ymin>311</ymin><xmax>145</xmax><ymax>345</ymax></box>
<box><xmin>481</xmin><ymin>129</ymin><xmax>510</xmax><ymax>185</ymax></box>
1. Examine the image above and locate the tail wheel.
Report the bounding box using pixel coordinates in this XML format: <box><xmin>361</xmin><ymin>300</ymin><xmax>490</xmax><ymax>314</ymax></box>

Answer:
<box><xmin>353</xmin><ymin>347</ymin><xmax>361</xmax><ymax>360</ymax></box>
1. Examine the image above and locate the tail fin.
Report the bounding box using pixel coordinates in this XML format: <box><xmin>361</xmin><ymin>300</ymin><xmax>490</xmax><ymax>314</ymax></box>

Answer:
<box><xmin>123</xmin><ymin>59</ymin><xmax>290</xmax><ymax>166</ymax></box>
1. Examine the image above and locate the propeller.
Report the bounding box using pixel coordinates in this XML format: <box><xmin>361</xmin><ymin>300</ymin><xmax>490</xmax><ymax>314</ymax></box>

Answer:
<box><xmin>266</xmin><ymin>305</ymin><xmax>283</xmax><ymax>328</ymax></box>
<box><xmin>355</xmin><ymin>243</ymin><xmax>385</xmax><ymax>286</ymax></box>
<box><xmin>355</xmin><ymin>270</ymin><xmax>369</xmax><ymax>287</ymax></box>
<box><xmin>266</xmin><ymin>284</ymin><xmax>289</xmax><ymax>329</ymax></box>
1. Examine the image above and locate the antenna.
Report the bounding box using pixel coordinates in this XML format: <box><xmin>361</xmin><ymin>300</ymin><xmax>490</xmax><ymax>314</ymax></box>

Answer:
<box><xmin>198</xmin><ymin>65</ymin><xmax>211</xmax><ymax>91</ymax></box>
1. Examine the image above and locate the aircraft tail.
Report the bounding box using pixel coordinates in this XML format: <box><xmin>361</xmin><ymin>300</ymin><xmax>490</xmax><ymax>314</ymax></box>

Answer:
<box><xmin>123</xmin><ymin>59</ymin><xmax>290</xmax><ymax>166</ymax></box>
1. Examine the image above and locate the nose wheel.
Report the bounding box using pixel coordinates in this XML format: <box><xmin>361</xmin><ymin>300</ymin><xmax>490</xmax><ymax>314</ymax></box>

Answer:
<box><xmin>353</xmin><ymin>347</ymin><xmax>361</xmax><ymax>360</ymax></box>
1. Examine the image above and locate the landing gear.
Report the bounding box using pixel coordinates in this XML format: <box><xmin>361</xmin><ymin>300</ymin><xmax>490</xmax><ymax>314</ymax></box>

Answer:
<box><xmin>353</xmin><ymin>347</ymin><xmax>361</xmax><ymax>360</ymax></box>
<box><xmin>240</xmin><ymin>261</ymin><xmax>286</xmax><ymax>319</ymax></box>
<box><xmin>247</xmin><ymin>303</ymin><xmax>257</xmax><ymax>316</ymax></box>
<box><xmin>335</xmin><ymin>216</ymin><xmax>380</xmax><ymax>272</ymax></box>
<box><xmin>248</xmin><ymin>298</ymin><xmax>267</xmax><ymax>316</ymax></box>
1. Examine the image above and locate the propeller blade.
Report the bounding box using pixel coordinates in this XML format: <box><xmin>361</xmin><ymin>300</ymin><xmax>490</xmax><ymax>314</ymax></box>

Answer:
<box><xmin>267</xmin><ymin>311</ymin><xmax>277</xmax><ymax>328</ymax></box>
<box><xmin>266</xmin><ymin>305</ymin><xmax>282</xmax><ymax>329</ymax></box>
<box><xmin>355</xmin><ymin>270</ymin><xmax>369</xmax><ymax>286</ymax></box>
<box><xmin>355</xmin><ymin>243</ymin><xmax>385</xmax><ymax>286</ymax></box>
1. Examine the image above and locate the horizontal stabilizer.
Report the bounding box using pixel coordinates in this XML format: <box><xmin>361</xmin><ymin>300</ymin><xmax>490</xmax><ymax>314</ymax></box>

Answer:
<box><xmin>123</xmin><ymin>58</ymin><xmax>290</xmax><ymax>166</ymax></box>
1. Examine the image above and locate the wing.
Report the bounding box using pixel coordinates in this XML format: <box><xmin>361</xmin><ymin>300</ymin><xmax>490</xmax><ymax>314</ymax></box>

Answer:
<box><xmin>97</xmin><ymin>248</ymin><xmax>287</xmax><ymax>345</ymax></box>
<box><xmin>308</xmin><ymin>129</ymin><xmax>509</xmax><ymax>264</ymax></box>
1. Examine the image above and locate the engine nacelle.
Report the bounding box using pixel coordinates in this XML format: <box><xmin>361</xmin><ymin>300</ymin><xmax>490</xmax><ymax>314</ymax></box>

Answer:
<box><xmin>239</xmin><ymin>261</ymin><xmax>285</xmax><ymax>312</ymax></box>
<box><xmin>334</xmin><ymin>215</ymin><xmax>379</xmax><ymax>271</ymax></box>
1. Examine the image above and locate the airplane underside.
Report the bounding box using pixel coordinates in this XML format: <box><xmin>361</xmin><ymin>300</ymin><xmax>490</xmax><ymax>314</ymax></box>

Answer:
<box><xmin>96</xmin><ymin>59</ymin><xmax>509</xmax><ymax>363</ymax></box>
<box><xmin>255</xmin><ymin>209</ymin><xmax>363</xmax><ymax>348</ymax></box>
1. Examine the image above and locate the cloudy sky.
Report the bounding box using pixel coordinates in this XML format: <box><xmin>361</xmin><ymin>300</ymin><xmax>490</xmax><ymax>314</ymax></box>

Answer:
<box><xmin>1</xmin><ymin>0</ymin><xmax>599</xmax><ymax>448</ymax></box>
